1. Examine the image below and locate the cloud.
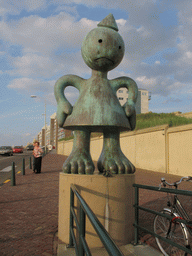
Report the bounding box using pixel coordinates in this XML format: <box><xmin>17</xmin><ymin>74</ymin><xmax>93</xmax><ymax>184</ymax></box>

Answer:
<box><xmin>9</xmin><ymin>53</ymin><xmax>58</xmax><ymax>77</ymax></box>
<box><xmin>0</xmin><ymin>0</ymin><xmax>47</xmax><ymax>17</ymax></box>
<box><xmin>136</xmin><ymin>76</ymin><xmax>157</xmax><ymax>87</ymax></box>
<box><xmin>1</xmin><ymin>12</ymin><xmax>94</xmax><ymax>81</ymax></box>
<box><xmin>0</xmin><ymin>132</ymin><xmax>35</xmax><ymax>146</ymax></box>
<box><xmin>163</xmin><ymin>98</ymin><xmax>182</xmax><ymax>104</ymax></box>
<box><xmin>7</xmin><ymin>77</ymin><xmax>80</xmax><ymax>106</ymax></box>
<box><xmin>1</xmin><ymin>0</ymin><xmax>192</xmax><ymax>109</ymax></box>
<box><xmin>0</xmin><ymin>105</ymin><xmax>43</xmax><ymax>120</ymax></box>
<box><xmin>8</xmin><ymin>77</ymin><xmax>55</xmax><ymax>96</ymax></box>
<box><xmin>0</xmin><ymin>13</ymin><xmax>95</xmax><ymax>54</ymax></box>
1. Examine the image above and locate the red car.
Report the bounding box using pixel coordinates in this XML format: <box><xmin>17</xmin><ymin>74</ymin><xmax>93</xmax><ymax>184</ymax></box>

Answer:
<box><xmin>13</xmin><ymin>146</ymin><xmax>23</xmax><ymax>153</ymax></box>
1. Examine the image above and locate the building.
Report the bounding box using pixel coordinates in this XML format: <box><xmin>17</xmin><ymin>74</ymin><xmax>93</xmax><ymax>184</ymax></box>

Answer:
<box><xmin>37</xmin><ymin>131</ymin><xmax>42</xmax><ymax>145</ymax></box>
<box><xmin>50</xmin><ymin>113</ymin><xmax>58</xmax><ymax>149</ymax></box>
<box><xmin>36</xmin><ymin>122</ymin><xmax>54</xmax><ymax>147</ymax></box>
<box><xmin>116</xmin><ymin>88</ymin><xmax>151</xmax><ymax>114</ymax></box>
<box><xmin>46</xmin><ymin>113</ymin><xmax>73</xmax><ymax>149</ymax></box>
<box><xmin>58</xmin><ymin>127</ymin><xmax>65</xmax><ymax>140</ymax></box>
<box><xmin>45</xmin><ymin>125</ymin><xmax>50</xmax><ymax>145</ymax></box>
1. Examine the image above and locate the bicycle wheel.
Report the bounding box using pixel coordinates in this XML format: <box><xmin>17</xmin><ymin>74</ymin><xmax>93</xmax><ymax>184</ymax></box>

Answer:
<box><xmin>154</xmin><ymin>210</ymin><xmax>189</xmax><ymax>256</ymax></box>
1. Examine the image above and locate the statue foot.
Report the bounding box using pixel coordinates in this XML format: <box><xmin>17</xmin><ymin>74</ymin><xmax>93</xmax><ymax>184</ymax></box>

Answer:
<box><xmin>63</xmin><ymin>149</ymin><xmax>95</xmax><ymax>174</ymax></box>
<box><xmin>97</xmin><ymin>150</ymin><xmax>135</xmax><ymax>175</ymax></box>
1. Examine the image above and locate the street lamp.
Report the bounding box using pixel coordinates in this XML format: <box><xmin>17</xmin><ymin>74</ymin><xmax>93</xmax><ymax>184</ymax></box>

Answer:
<box><xmin>31</xmin><ymin>95</ymin><xmax>47</xmax><ymax>153</ymax></box>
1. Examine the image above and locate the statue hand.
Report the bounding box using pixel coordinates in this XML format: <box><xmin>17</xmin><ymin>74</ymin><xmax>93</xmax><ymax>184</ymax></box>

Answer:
<box><xmin>124</xmin><ymin>103</ymin><xmax>135</xmax><ymax>117</ymax></box>
<box><xmin>57</xmin><ymin>100</ymin><xmax>73</xmax><ymax>127</ymax></box>
<box><xmin>124</xmin><ymin>102</ymin><xmax>136</xmax><ymax>130</ymax></box>
<box><xmin>54</xmin><ymin>75</ymin><xmax>83</xmax><ymax>127</ymax></box>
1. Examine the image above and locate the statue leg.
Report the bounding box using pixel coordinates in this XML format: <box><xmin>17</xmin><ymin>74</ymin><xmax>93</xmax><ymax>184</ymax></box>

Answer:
<box><xmin>62</xmin><ymin>129</ymin><xmax>95</xmax><ymax>174</ymax></box>
<box><xmin>97</xmin><ymin>130</ymin><xmax>135</xmax><ymax>175</ymax></box>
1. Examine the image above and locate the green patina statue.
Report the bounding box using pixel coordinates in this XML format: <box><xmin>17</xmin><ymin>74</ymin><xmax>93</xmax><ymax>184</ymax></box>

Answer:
<box><xmin>54</xmin><ymin>14</ymin><xmax>138</xmax><ymax>175</ymax></box>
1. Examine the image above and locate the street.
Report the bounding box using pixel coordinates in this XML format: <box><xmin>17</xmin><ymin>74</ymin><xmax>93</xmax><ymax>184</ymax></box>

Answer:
<box><xmin>0</xmin><ymin>150</ymin><xmax>33</xmax><ymax>186</ymax></box>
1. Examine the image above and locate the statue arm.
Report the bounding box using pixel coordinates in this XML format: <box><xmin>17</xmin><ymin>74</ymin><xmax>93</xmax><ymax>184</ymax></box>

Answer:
<box><xmin>111</xmin><ymin>77</ymin><xmax>138</xmax><ymax>130</ymax></box>
<box><xmin>54</xmin><ymin>75</ymin><xmax>84</xmax><ymax>127</ymax></box>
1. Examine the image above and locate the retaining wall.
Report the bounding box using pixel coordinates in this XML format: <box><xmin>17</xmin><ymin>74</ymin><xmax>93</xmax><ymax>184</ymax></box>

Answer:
<box><xmin>57</xmin><ymin>124</ymin><xmax>192</xmax><ymax>176</ymax></box>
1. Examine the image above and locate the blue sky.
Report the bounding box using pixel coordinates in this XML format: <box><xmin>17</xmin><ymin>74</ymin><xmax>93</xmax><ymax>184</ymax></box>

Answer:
<box><xmin>0</xmin><ymin>0</ymin><xmax>192</xmax><ymax>146</ymax></box>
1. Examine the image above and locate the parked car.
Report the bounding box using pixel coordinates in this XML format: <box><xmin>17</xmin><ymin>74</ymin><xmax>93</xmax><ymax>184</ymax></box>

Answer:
<box><xmin>0</xmin><ymin>146</ymin><xmax>13</xmax><ymax>156</ymax></box>
<box><xmin>13</xmin><ymin>146</ymin><xmax>23</xmax><ymax>153</ymax></box>
<box><xmin>26</xmin><ymin>145</ymin><xmax>34</xmax><ymax>150</ymax></box>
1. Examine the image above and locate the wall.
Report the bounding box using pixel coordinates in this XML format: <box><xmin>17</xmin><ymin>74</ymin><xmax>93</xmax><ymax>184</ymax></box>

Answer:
<box><xmin>175</xmin><ymin>111</ymin><xmax>192</xmax><ymax>119</ymax></box>
<box><xmin>120</xmin><ymin>125</ymin><xmax>167</xmax><ymax>173</ymax></box>
<box><xmin>167</xmin><ymin>125</ymin><xmax>192</xmax><ymax>176</ymax></box>
<box><xmin>57</xmin><ymin>124</ymin><xmax>192</xmax><ymax>176</ymax></box>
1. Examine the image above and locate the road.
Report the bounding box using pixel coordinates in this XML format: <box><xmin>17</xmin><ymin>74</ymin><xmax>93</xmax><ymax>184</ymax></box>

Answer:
<box><xmin>0</xmin><ymin>150</ymin><xmax>33</xmax><ymax>186</ymax></box>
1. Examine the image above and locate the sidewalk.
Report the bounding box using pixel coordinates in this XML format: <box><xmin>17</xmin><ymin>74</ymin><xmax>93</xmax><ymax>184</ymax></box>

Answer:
<box><xmin>0</xmin><ymin>151</ymin><xmax>67</xmax><ymax>256</ymax></box>
<box><xmin>0</xmin><ymin>152</ymin><xmax>191</xmax><ymax>255</ymax></box>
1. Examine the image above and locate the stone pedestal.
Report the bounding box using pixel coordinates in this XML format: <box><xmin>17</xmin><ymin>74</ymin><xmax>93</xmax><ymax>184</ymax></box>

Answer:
<box><xmin>58</xmin><ymin>173</ymin><xmax>135</xmax><ymax>248</ymax></box>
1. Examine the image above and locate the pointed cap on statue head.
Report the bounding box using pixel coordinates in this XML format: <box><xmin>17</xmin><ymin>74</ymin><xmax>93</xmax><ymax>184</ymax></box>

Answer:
<box><xmin>97</xmin><ymin>13</ymin><xmax>118</xmax><ymax>31</ymax></box>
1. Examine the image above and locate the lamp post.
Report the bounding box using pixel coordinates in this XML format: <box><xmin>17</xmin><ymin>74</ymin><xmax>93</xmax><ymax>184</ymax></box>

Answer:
<box><xmin>31</xmin><ymin>95</ymin><xmax>47</xmax><ymax>153</ymax></box>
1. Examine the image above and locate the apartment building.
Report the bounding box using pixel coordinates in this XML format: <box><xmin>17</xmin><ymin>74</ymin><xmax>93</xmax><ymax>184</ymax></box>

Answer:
<box><xmin>116</xmin><ymin>88</ymin><xmax>151</xmax><ymax>114</ymax></box>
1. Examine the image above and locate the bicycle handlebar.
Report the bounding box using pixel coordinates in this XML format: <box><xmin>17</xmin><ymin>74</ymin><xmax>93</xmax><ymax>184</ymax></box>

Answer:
<box><xmin>161</xmin><ymin>176</ymin><xmax>192</xmax><ymax>187</ymax></box>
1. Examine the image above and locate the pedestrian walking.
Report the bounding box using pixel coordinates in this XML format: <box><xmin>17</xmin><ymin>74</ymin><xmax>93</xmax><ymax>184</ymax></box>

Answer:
<box><xmin>33</xmin><ymin>141</ymin><xmax>43</xmax><ymax>174</ymax></box>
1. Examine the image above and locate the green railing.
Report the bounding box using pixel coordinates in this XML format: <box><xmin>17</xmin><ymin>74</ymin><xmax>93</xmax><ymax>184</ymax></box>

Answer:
<box><xmin>133</xmin><ymin>183</ymin><xmax>192</xmax><ymax>255</ymax></box>
<box><xmin>68</xmin><ymin>184</ymin><xmax>124</xmax><ymax>256</ymax></box>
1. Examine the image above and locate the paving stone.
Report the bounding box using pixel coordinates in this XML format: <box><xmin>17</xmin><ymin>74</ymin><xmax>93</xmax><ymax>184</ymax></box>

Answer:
<box><xmin>1</xmin><ymin>151</ymin><xmax>191</xmax><ymax>255</ymax></box>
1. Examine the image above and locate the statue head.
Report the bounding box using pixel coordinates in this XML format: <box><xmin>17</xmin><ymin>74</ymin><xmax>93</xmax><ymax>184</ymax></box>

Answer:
<box><xmin>81</xmin><ymin>14</ymin><xmax>125</xmax><ymax>72</ymax></box>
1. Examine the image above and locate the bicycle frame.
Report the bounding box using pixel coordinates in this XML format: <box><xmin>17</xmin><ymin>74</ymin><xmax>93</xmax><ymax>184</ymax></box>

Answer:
<box><xmin>133</xmin><ymin>182</ymin><xmax>192</xmax><ymax>255</ymax></box>
<box><xmin>156</xmin><ymin>181</ymin><xmax>192</xmax><ymax>255</ymax></box>
<box><xmin>161</xmin><ymin>176</ymin><xmax>192</xmax><ymax>236</ymax></box>
<box><xmin>173</xmin><ymin>195</ymin><xmax>192</xmax><ymax>236</ymax></box>
<box><xmin>163</xmin><ymin>207</ymin><xmax>190</xmax><ymax>246</ymax></box>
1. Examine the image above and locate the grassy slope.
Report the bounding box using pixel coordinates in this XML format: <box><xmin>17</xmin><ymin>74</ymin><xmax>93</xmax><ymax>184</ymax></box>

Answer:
<box><xmin>135</xmin><ymin>112</ymin><xmax>192</xmax><ymax>130</ymax></box>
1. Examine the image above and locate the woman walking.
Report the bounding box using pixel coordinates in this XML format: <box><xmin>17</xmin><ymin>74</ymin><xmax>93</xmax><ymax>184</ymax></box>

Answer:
<box><xmin>33</xmin><ymin>141</ymin><xmax>43</xmax><ymax>174</ymax></box>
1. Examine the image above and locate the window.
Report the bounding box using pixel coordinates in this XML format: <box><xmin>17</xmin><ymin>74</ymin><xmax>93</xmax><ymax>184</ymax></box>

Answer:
<box><xmin>118</xmin><ymin>97</ymin><xmax>124</xmax><ymax>100</ymax></box>
<box><xmin>119</xmin><ymin>90</ymin><xmax>123</xmax><ymax>93</ymax></box>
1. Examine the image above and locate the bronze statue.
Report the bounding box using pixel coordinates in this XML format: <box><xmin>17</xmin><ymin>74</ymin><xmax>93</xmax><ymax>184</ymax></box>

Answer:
<box><xmin>54</xmin><ymin>14</ymin><xmax>138</xmax><ymax>175</ymax></box>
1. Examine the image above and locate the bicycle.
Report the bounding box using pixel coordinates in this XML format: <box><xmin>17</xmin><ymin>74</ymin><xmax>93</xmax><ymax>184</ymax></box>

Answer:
<box><xmin>154</xmin><ymin>176</ymin><xmax>192</xmax><ymax>256</ymax></box>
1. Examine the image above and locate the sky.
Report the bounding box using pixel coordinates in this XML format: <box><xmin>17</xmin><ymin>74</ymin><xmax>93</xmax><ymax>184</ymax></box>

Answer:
<box><xmin>0</xmin><ymin>0</ymin><xmax>192</xmax><ymax>146</ymax></box>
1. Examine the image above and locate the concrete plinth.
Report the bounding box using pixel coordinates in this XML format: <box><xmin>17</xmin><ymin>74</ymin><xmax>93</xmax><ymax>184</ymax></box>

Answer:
<box><xmin>58</xmin><ymin>173</ymin><xmax>135</xmax><ymax>248</ymax></box>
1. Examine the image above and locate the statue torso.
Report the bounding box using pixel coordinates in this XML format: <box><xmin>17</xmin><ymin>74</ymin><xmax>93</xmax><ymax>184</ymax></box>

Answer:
<box><xmin>64</xmin><ymin>76</ymin><xmax>131</xmax><ymax>132</ymax></box>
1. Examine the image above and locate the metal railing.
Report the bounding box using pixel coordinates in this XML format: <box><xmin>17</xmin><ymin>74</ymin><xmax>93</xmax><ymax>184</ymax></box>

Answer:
<box><xmin>133</xmin><ymin>183</ymin><xmax>192</xmax><ymax>255</ymax></box>
<box><xmin>68</xmin><ymin>184</ymin><xmax>124</xmax><ymax>256</ymax></box>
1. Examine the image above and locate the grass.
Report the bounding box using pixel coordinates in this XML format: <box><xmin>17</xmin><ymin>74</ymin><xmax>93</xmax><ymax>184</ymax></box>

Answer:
<box><xmin>135</xmin><ymin>112</ymin><xmax>192</xmax><ymax>130</ymax></box>
<box><xmin>58</xmin><ymin>112</ymin><xmax>192</xmax><ymax>141</ymax></box>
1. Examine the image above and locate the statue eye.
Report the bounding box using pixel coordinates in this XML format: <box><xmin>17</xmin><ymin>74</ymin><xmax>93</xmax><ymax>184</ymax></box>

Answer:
<box><xmin>119</xmin><ymin>46</ymin><xmax>122</xmax><ymax>49</ymax></box>
<box><xmin>98</xmin><ymin>39</ymin><xmax>102</xmax><ymax>43</ymax></box>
